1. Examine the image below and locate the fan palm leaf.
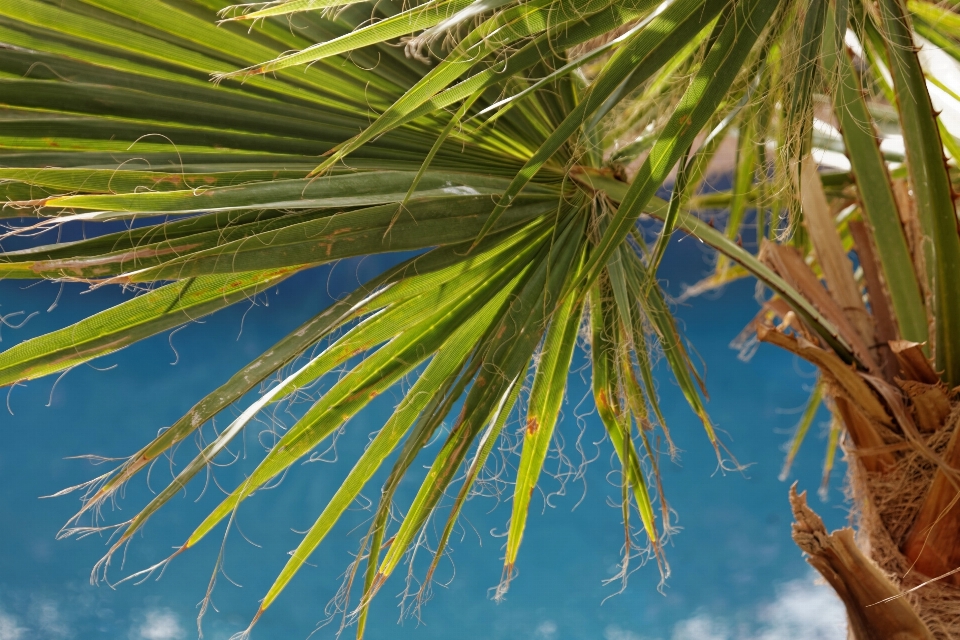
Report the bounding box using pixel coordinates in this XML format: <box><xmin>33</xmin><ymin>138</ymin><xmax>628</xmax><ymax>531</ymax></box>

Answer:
<box><xmin>4</xmin><ymin>0</ymin><xmax>960</xmax><ymax>637</ymax></box>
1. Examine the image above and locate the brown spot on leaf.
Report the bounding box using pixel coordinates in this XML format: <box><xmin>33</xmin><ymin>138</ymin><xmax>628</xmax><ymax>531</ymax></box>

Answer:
<box><xmin>595</xmin><ymin>390</ymin><xmax>610</xmax><ymax>411</ymax></box>
<box><xmin>151</xmin><ymin>175</ymin><xmax>184</xmax><ymax>187</ymax></box>
<box><xmin>526</xmin><ymin>417</ymin><xmax>539</xmax><ymax>436</ymax></box>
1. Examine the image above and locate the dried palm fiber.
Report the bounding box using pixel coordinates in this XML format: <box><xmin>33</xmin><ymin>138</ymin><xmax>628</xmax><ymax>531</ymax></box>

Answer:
<box><xmin>790</xmin><ymin>485</ymin><xmax>934</xmax><ymax>640</ymax></box>
<box><xmin>845</xmin><ymin>405</ymin><xmax>960</xmax><ymax>639</ymax></box>
<box><xmin>769</xmin><ymin>326</ymin><xmax>960</xmax><ymax>637</ymax></box>
<box><xmin>757</xmin><ymin>304</ymin><xmax>960</xmax><ymax>638</ymax></box>
<box><xmin>754</xmin><ymin>222</ymin><xmax>960</xmax><ymax>637</ymax></box>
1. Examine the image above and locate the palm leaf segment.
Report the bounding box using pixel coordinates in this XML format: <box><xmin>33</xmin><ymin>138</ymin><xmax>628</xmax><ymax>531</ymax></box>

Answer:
<box><xmin>2</xmin><ymin>0</ymin><xmax>958</xmax><ymax>635</ymax></box>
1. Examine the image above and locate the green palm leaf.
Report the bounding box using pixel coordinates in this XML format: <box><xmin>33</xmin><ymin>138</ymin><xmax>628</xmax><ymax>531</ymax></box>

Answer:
<box><xmin>4</xmin><ymin>0</ymin><xmax>960</xmax><ymax>636</ymax></box>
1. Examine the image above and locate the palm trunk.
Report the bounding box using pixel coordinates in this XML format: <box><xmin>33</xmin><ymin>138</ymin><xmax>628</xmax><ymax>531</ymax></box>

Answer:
<box><xmin>789</xmin><ymin>486</ymin><xmax>933</xmax><ymax>640</ymax></box>
<box><xmin>757</xmin><ymin>294</ymin><xmax>960</xmax><ymax>638</ymax></box>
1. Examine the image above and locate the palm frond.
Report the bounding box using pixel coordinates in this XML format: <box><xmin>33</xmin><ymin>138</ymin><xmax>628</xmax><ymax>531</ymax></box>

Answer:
<box><xmin>4</xmin><ymin>0</ymin><xmax>960</xmax><ymax>635</ymax></box>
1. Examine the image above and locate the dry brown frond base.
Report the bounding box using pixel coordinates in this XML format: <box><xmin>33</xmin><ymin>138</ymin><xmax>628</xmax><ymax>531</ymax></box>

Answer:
<box><xmin>847</xmin><ymin>408</ymin><xmax>960</xmax><ymax>639</ymax></box>
<box><xmin>790</xmin><ymin>485</ymin><xmax>934</xmax><ymax>640</ymax></box>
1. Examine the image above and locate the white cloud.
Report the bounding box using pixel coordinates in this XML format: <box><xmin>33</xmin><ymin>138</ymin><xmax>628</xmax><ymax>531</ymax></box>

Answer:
<box><xmin>751</xmin><ymin>576</ymin><xmax>846</xmax><ymax>640</ymax></box>
<box><xmin>606</xmin><ymin>573</ymin><xmax>846</xmax><ymax>640</ymax></box>
<box><xmin>132</xmin><ymin>609</ymin><xmax>185</xmax><ymax>640</ymax></box>
<box><xmin>534</xmin><ymin>620</ymin><xmax>558</xmax><ymax>640</ymax></box>
<box><xmin>0</xmin><ymin>609</ymin><xmax>26</xmax><ymax>640</ymax></box>
<box><xmin>30</xmin><ymin>597</ymin><xmax>71</xmax><ymax>638</ymax></box>
<box><xmin>604</xmin><ymin>624</ymin><xmax>646</xmax><ymax>640</ymax></box>
<box><xmin>672</xmin><ymin>614</ymin><xmax>729</xmax><ymax>640</ymax></box>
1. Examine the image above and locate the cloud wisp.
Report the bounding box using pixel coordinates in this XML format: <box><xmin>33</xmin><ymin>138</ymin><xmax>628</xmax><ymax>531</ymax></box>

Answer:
<box><xmin>604</xmin><ymin>572</ymin><xmax>846</xmax><ymax>640</ymax></box>
<box><xmin>0</xmin><ymin>598</ymin><xmax>72</xmax><ymax>640</ymax></box>
<box><xmin>130</xmin><ymin>608</ymin><xmax>185</xmax><ymax>640</ymax></box>
<box><xmin>0</xmin><ymin>608</ymin><xmax>27</xmax><ymax>640</ymax></box>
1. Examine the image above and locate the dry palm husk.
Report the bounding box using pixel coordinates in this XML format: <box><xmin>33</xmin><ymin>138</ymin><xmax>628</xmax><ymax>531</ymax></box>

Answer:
<box><xmin>756</xmin><ymin>291</ymin><xmax>960</xmax><ymax>639</ymax></box>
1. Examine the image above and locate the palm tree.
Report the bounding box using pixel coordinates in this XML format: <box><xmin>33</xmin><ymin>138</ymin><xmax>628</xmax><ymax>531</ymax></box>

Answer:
<box><xmin>2</xmin><ymin>0</ymin><xmax>960</xmax><ymax>637</ymax></box>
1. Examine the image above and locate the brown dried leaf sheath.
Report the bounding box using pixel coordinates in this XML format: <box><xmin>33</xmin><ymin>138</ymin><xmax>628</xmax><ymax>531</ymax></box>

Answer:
<box><xmin>790</xmin><ymin>485</ymin><xmax>934</xmax><ymax>640</ymax></box>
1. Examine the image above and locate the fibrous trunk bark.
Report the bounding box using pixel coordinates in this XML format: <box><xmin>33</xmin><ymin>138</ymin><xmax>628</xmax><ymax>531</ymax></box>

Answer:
<box><xmin>790</xmin><ymin>486</ymin><xmax>933</xmax><ymax>640</ymax></box>
<box><xmin>757</xmin><ymin>242</ymin><xmax>960</xmax><ymax>638</ymax></box>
